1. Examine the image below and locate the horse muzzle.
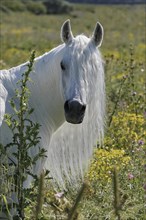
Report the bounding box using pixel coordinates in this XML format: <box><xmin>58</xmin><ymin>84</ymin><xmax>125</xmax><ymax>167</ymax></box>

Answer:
<box><xmin>64</xmin><ymin>100</ymin><xmax>86</xmax><ymax>124</ymax></box>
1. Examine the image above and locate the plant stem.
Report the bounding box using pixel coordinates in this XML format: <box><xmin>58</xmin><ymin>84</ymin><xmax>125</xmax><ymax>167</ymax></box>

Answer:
<box><xmin>113</xmin><ymin>168</ymin><xmax>121</xmax><ymax>220</ymax></box>
<box><xmin>35</xmin><ymin>171</ymin><xmax>45</xmax><ymax>219</ymax></box>
<box><xmin>67</xmin><ymin>182</ymin><xmax>87</xmax><ymax>220</ymax></box>
<box><xmin>108</xmin><ymin>77</ymin><xmax>126</xmax><ymax>127</ymax></box>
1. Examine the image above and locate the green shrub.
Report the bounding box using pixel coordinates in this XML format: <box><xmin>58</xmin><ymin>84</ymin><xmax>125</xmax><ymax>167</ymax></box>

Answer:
<box><xmin>0</xmin><ymin>0</ymin><xmax>73</xmax><ymax>15</ymax></box>
<box><xmin>0</xmin><ymin>0</ymin><xmax>26</xmax><ymax>12</ymax></box>
<box><xmin>43</xmin><ymin>0</ymin><xmax>73</xmax><ymax>14</ymax></box>
<box><xmin>25</xmin><ymin>1</ymin><xmax>47</xmax><ymax>15</ymax></box>
<box><xmin>105</xmin><ymin>112</ymin><xmax>145</xmax><ymax>152</ymax></box>
<box><xmin>88</xmin><ymin>148</ymin><xmax>131</xmax><ymax>183</ymax></box>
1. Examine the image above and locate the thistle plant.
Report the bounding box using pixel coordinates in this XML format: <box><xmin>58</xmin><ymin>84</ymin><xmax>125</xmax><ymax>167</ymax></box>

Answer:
<box><xmin>0</xmin><ymin>51</ymin><xmax>47</xmax><ymax>219</ymax></box>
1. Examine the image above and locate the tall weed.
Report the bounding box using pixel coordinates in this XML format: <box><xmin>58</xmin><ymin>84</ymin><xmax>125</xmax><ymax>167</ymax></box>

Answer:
<box><xmin>0</xmin><ymin>51</ymin><xmax>47</xmax><ymax>219</ymax></box>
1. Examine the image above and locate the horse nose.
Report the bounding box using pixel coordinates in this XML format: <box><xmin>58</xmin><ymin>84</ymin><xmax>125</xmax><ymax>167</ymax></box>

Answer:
<box><xmin>64</xmin><ymin>100</ymin><xmax>86</xmax><ymax>115</ymax></box>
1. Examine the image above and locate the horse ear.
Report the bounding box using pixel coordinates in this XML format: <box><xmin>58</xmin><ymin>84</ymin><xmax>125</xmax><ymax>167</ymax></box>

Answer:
<box><xmin>91</xmin><ymin>22</ymin><xmax>104</xmax><ymax>47</ymax></box>
<box><xmin>61</xmin><ymin>19</ymin><xmax>74</xmax><ymax>44</ymax></box>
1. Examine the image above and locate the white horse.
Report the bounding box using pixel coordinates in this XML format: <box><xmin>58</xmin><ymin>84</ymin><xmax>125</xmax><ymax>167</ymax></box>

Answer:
<box><xmin>0</xmin><ymin>20</ymin><xmax>105</xmax><ymax>190</ymax></box>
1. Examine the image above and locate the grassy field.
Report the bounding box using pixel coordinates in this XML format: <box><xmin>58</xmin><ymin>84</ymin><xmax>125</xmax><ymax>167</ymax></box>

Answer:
<box><xmin>0</xmin><ymin>4</ymin><xmax>145</xmax><ymax>68</ymax></box>
<box><xmin>0</xmin><ymin>3</ymin><xmax>146</xmax><ymax>220</ymax></box>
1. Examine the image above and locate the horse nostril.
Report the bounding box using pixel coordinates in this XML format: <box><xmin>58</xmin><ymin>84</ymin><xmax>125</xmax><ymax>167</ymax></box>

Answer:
<box><xmin>81</xmin><ymin>105</ymin><xmax>86</xmax><ymax>113</ymax></box>
<box><xmin>64</xmin><ymin>100</ymin><xmax>69</xmax><ymax>113</ymax></box>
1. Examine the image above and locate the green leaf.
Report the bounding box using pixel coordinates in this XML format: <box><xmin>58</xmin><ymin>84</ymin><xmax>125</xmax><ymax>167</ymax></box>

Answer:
<box><xmin>1</xmin><ymin>195</ymin><xmax>11</xmax><ymax>217</ymax></box>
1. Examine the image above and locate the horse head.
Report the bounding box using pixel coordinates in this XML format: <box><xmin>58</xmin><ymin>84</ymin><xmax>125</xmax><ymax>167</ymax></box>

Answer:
<box><xmin>60</xmin><ymin>20</ymin><xmax>104</xmax><ymax>124</ymax></box>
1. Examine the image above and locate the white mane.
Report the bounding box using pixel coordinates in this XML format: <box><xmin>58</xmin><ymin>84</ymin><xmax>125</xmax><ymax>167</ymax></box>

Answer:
<box><xmin>45</xmin><ymin>35</ymin><xmax>105</xmax><ymax>188</ymax></box>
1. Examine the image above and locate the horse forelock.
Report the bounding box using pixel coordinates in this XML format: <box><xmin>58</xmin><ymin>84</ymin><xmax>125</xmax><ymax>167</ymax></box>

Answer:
<box><xmin>61</xmin><ymin>34</ymin><xmax>104</xmax><ymax>102</ymax></box>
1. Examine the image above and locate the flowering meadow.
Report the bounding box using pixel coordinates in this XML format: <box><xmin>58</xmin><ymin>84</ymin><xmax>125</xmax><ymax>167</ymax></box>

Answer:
<box><xmin>0</xmin><ymin>3</ymin><xmax>145</xmax><ymax>219</ymax></box>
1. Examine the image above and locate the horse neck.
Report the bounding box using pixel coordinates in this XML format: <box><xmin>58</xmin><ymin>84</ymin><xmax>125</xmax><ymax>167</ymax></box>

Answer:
<box><xmin>1</xmin><ymin>44</ymin><xmax>66</xmax><ymax>132</ymax></box>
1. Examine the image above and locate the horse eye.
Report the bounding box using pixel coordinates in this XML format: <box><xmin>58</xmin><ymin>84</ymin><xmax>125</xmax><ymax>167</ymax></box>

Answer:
<box><xmin>60</xmin><ymin>61</ymin><xmax>65</xmax><ymax>71</ymax></box>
